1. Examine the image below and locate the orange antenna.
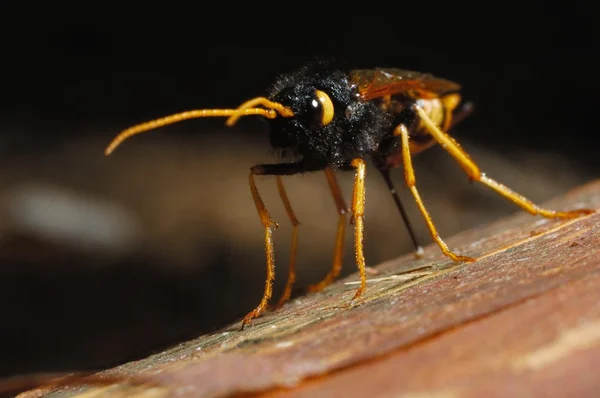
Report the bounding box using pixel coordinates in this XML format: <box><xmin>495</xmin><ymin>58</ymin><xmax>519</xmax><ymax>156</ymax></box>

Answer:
<box><xmin>105</xmin><ymin>98</ymin><xmax>294</xmax><ymax>156</ymax></box>
<box><xmin>225</xmin><ymin>97</ymin><xmax>294</xmax><ymax>126</ymax></box>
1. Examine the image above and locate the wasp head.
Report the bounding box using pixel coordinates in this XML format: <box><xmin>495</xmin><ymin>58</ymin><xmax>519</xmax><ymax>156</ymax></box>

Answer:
<box><xmin>104</xmin><ymin>63</ymin><xmax>390</xmax><ymax>167</ymax></box>
<box><xmin>265</xmin><ymin>64</ymin><xmax>389</xmax><ymax>167</ymax></box>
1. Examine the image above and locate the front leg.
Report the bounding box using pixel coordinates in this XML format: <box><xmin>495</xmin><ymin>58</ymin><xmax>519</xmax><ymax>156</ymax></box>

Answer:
<box><xmin>242</xmin><ymin>161</ymin><xmax>324</xmax><ymax>329</ymax></box>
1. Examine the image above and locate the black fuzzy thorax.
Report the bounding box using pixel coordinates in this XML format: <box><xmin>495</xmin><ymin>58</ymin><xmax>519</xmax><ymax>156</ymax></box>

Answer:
<box><xmin>266</xmin><ymin>64</ymin><xmax>392</xmax><ymax>170</ymax></box>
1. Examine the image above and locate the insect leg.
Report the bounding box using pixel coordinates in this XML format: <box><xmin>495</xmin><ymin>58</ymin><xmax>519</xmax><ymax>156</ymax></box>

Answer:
<box><xmin>414</xmin><ymin>105</ymin><xmax>595</xmax><ymax>219</ymax></box>
<box><xmin>308</xmin><ymin>167</ymin><xmax>349</xmax><ymax>292</ymax></box>
<box><xmin>350</xmin><ymin>158</ymin><xmax>369</xmax><ymax>301</ymax></box>
<box><xmin>272</xmin><ymin>176</ymin><xmax>300</xmax><ymax>309</ymax></box>
<box><xmin>379</xmin><ymin>168</ymin><xmax>424</xmax><ymax>257</ymax></box>
<box><xmin>242</xmin><ymin>162</ymin><xmax>322</xmax><ymax>329</ymax></box>
<box><xmin>243</xmin><ymin>167</ymin><xmax>278</xmax><ymax>329</ymax></box>
<box><xmin>396</xmin><ymin>124</ymin><xmax>476</xmax><ymax>262</ymax></box>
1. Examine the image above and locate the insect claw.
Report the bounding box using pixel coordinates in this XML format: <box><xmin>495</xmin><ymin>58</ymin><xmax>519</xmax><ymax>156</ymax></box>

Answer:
<box><xmin>450</xmin><ymin>254</ymin><xmax>476</xmax><ymax>263</ymax></box>
<box><xmin>240</xmin><ymin>311</ymin><xmax>259</xmax><ymax>330</ymax></box>
<box><xmin>350</xmin><ymin>292</ymin><xmax>366</xmax><ymax>306</ymax></box>
<box><xmin>566</xmin><ymin>208</ymin><xmax>595</xmax><ymax>217</ymax></box>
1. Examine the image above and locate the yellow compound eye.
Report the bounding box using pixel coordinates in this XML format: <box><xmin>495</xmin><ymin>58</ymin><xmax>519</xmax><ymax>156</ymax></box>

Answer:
<box><xmin>315</xmin><ymin>89</ymin><xmax>334</xmax><ymax>126</ymax></box>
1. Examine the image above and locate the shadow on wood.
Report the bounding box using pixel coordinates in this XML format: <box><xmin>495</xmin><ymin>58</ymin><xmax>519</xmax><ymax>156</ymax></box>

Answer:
<box><xmin>11</xmin><ymin>179</ymin><xmax>600</xmax><ymax>398</ymax></box>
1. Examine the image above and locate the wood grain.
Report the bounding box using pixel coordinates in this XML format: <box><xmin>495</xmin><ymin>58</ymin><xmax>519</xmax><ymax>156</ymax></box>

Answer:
<box><xmin>15</xmin><ymin>179</ymin><xmax>600</xmax><ymax>398</ymax></box>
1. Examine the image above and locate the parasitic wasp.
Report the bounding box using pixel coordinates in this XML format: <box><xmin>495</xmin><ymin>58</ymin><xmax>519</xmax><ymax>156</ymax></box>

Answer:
<box><xmin>106</xmin><ymin>63</ymin><xmax>594</xmax><ymax>329</ymax></box>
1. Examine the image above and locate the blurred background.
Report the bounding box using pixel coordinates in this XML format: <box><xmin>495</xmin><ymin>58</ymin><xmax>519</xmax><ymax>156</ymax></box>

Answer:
<box><xmin>0</xmin><ymin>3</ymin><xmax>598</xmax><ymax>381</ymax></box>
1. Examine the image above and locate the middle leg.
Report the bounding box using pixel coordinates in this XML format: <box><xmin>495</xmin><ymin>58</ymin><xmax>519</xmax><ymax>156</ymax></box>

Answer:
<box><xmin>395</xmin><ymin>124</ymin><xmax>476</xmax><ymax>263</ymax></box>
<box><xmin>242</xmin><ymin>162</ymin><xmax>322</xmax><ymax>328</ymax></box>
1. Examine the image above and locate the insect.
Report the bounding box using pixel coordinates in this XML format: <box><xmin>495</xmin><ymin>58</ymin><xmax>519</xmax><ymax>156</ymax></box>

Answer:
<box><xmin>105</xmin><ymin>62</ymin><xmax>594</xmax><ymax>329</ymax></box>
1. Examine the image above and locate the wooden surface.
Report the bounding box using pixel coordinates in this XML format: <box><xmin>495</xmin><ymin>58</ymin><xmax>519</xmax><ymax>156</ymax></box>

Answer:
<box><xmin>17</xmin><ymin>179</ymin><xmax>600</xmax><ymax>398</ymax></box>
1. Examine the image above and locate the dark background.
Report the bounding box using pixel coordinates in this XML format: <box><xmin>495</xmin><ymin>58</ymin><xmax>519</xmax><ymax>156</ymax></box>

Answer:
<box><xmin>0</xmin><ymin>2</ymin><xmax>598</xmax><ymax>386</ymax></box>
<box><xmin>3</xmin><ymin>5</ymin><xmax>600</xmax><ymax>164</ymax></box>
